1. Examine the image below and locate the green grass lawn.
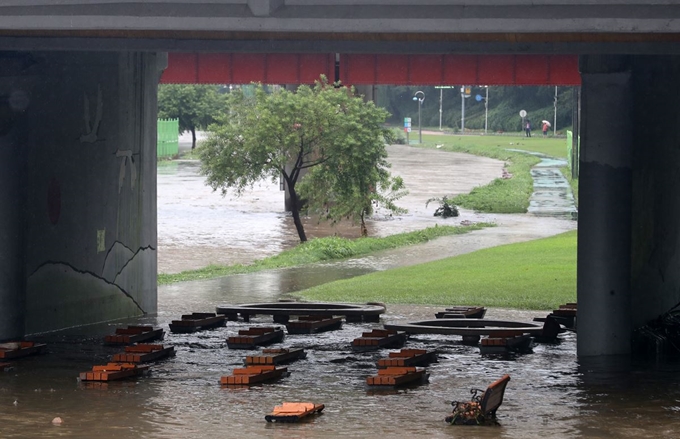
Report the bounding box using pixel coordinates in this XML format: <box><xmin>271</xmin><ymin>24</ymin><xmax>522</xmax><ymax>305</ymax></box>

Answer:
<box><xmin>295</xmin><ymin>229</ymin><xmax>577</xmax><ymax>310</ymax></box>
<box><xmin>421</xmin><ymin>133</ymin><xmax>568</xmax><ymax>159</ymax></box>
<box><xmin>158</xmin><ymin>222</ymin><xmax>493</xmax><ymax>284</ymax></box>
<box><xmin>410</xmin><ymin>133</ymin><xmax>574</xmax><ymax>214</ymax></box>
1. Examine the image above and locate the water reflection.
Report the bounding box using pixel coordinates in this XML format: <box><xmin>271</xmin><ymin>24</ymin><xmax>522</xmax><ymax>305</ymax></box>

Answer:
<box><xmin>4</xmin><ymin>290</ymin><xmax>680</xmax><ymax>439</ymax></box>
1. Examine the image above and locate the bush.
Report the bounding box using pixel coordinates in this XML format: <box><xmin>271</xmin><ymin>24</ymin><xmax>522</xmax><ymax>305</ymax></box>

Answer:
<box><xmin>426</xmin><ymin>196</ymin><xmax>460</xmax><ymax>218</ymax></box>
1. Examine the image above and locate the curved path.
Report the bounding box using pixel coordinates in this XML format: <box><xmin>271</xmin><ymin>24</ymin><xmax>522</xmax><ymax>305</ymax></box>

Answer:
<box><xmin>158</xmin><ymin>142</ymin><xmax>577</xmax><ymax>274</ymax></box>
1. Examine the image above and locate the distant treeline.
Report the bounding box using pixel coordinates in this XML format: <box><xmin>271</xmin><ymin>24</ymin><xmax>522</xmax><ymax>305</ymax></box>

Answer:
<box><xmin>375</xmin><ymin>85</ymin><xmax>576</xmax><ymax>133</ymax></box>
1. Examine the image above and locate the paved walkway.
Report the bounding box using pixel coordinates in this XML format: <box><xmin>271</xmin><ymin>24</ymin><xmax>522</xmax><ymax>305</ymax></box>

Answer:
<box><xmin>507</xmin><ymin>149</ymin><xmax>578</xmax><ymax>219</ymax></box>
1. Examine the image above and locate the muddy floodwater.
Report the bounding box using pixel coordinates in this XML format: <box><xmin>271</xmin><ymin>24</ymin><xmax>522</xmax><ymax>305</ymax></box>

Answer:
<box><xmin>5</xmin><ymin>143</ymin><xmax>680</xmax><ymax>438</ymax></box>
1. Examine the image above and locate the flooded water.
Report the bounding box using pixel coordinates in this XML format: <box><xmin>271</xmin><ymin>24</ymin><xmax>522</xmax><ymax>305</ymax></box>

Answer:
<box><xmin>157</xmin><ymin>144</ymin><xmax>510</xmax><ymax>273</ymax></box>
<box><xmin>9</xmin><ymin>143</ymin><xmax>659</xmax><ymax>439</ymax></box>
<box><xmin>4</xmin><ymin>294</ymin><xmax>680</xmax><ymax>439</ymax></box>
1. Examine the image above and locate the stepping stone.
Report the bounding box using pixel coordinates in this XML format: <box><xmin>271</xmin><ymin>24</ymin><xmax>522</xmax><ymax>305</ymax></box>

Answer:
<box><xmin>286</xmin><ymin>316</ymin><xmax>342</xmax><ymax>334</ymax></box>
<box><xmin>220</xmin><ymin>365</ymin><xmax>289</xmax><ymax>386</ymax></box>
<box><xmin>104</xmin><ymin>326</ymin><xmax>164</xmax><ymax>345</ymax></box>
<box><xmin>351</xmin><ymin>329</ymin><xmax>407</xmax><ymax>352</ymax></box>
<box><xmin>111</xmin><ymin>344</ymin><xmax>175</xmax><ymax>363</ymax></box>
<box><xmin>366</xmin><ymin>366</ymin><xmax>428</xmax><ymax>386</ymax></box>
<box><xmin>245</xmin><ymin>348</ymin><xmax>306</xmax><ymax>366</ymax></box>
<box><xmin>0</xmin><ymin>341</ymin><xmax>47</xmax><ymax>359</ymax></box>
<box><xmin>169</xmin><ymin>313</ymin><xmax>226</xmax><ymax>333</ymax></box>
<box><xmin>377</xmin><ymin>349</ymin><xmax>437</xmax><ymax>368</ymax></box>
<box><xmin>227</xmin><ymin>327</ymin><xmax>285</xmax><ymax>349</ymax></box>
<box><xmin>79</xmin><ymin>363</ymin><xmax>150</xmax><ymax>382</ymax></box>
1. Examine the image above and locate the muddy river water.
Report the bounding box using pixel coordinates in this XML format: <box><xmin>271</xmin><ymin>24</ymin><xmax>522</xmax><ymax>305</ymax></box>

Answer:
<box><xmin>3</xmin><ymin>144</ymin><xmax>680</xmax><ymax>438</ymax></box>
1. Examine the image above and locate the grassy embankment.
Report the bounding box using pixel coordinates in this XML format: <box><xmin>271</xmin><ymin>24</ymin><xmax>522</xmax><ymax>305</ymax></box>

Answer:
<box><xmin>158</xmin><ymin>223</ymin><xmax>493</xmax><ymax>285</ymax></box>
<box><xmin>292</xmin><ymin>134</ymin><xmax>578</xmax><ymax>309</ymax></box>
<box><xmin>419</xmin><ymin>133</ymin><xmax>579</xmax><ymax>209</ymax></box>
<box><xmin>160</xmin><ymin>133</ymin><xmax>578</xmax><ymax>310</ymax></box>
<box><xmin>296</xmin><ymin>229</ymin><xmax>577</xmax><ymax>310</ymax></box>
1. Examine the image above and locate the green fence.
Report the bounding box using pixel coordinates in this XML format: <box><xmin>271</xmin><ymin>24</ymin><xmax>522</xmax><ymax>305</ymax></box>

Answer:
<box><xmin>567</xmin><ymin>130</ymin><xmax>580</xmax><ymax>178</ymax></box>
<box><xmin>157</xmin><ymin>118</ymin><xmax>179</xmax><ymax>158</ymax></box>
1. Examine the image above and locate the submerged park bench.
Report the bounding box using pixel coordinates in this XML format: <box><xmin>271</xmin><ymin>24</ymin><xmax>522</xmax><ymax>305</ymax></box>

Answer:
<box><xmin>265</xmin><ymin>402</ymin><xmax>325</xmax><ymax>423</ymax></box>
<box><xmin>445</xmin><ymin>375</ymin><xmax>511</xmax><ymax>425</ymax></box>
<box><xmin>0</xmin><ymin>341</ymin><xmax>46</xmax><ymax>359</ymax></box>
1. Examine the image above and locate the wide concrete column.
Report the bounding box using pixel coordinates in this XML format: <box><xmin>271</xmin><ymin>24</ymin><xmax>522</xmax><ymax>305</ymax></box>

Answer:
<box><xmin>577</xmin><ymin>55</ymin><xmax>633</xmax><ymax>357</ymax></box>
<box><xmin>0</xmin><ymin>117</ymin><xmax>25</xmax><ymax>340</ymax></box>
<box><xmin>20</xmin><ymin>51</ymin><xmax>162</xmax><ymax>335</ymax></box>
<box><xmin>629</xmin><ymin>56</ymin><xmax>680</xmax><ymax>334</ymax></box>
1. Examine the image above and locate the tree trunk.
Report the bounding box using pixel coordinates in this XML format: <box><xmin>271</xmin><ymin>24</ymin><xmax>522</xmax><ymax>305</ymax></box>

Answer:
<box><xmin>288</xmin><ymin>184</ymin><xmax>307</xmax><ymax>242</ymax></box>
<box><xmin>191</xmin><ymin>126</ymin><xmax>197</xmax><ymax>150</ymax></box>
<box><xmin>360</xmin><ymin>210</ymin><xmax>368</xmax><ymax>237</ymax></box>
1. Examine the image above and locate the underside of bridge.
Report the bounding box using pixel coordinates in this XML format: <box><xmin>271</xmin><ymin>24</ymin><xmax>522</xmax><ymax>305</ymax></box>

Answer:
<box><xmin>0</xmin><ymin>1</ymin><xmax>679</xmax><ymax>359</ymax></box>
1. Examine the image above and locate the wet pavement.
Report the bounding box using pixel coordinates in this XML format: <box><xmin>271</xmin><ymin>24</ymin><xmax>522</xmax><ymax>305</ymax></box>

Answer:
<box><xmin>509</xmin><ymin>150</ymin><xmax>578</xmax><ymax>219</ymax></box>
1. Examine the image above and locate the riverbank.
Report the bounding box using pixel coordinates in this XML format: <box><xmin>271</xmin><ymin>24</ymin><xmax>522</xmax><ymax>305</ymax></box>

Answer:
<box><xmin>158</xmin><ymin>142</ymin><xmax>506</xmax><ymax>274</ymax></box>
<box><xmin>295</xmin><ymin>229</ymin><xmax>577</xmax><ymax>310</ymax></box>
<box><xmin>158</xmin><ymin>222</ymin><xmax>493</xmax><ymax>284</ymax></box>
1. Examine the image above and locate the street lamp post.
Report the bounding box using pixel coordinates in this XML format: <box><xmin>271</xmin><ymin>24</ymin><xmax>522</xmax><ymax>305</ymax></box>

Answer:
<box><xmin>484</xmin><ymin>86</ymin><xmax>489</xmax><ymax>135</ymax></box>
<box><xmin>413</xmin><ymin>90</ymin><xmax>425</xmax><ymax>144</ymax></box>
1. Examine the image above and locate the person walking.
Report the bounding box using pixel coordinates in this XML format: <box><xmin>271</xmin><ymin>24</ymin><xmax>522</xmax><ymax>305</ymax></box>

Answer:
<box><xmin>542</xmin><ymin>121</ymin><xmax>549</xmax><ymax>137</ymax></box>
<box><xmin>525</xmin><ymin>120</ymin><xmax>531</xmax><ymax>137</ymax></box>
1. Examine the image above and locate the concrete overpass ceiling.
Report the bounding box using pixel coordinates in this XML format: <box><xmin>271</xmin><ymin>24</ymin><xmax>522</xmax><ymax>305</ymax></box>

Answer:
<box><xmin>0</xmin><ymin>1</ymin><xmax>678</xmax><ymax>53</ymax></box>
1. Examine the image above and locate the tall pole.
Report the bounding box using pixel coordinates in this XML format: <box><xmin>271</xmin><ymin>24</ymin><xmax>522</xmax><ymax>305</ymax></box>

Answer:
<box><xmin>439</xmin><ymin>88</ymin><xmax>443</xmax><ymax>131</ymax></box>
<box><xmin>418</xmin><ymin>100</ymin><xmax>422</xmax><ymax>143</ymax></box>
<box><xmin>413</xmin><ymin>90</ymin><xmax>424</xmax><ymax>144</ymax></box>
<box><xmin>460</xmin><ymin>86</ymin><xmax>465</xmax><ymax>133</ymax></box>
<box><xmin>484</xmin><ymin>86</ymin><xmax>489</xmax><ymax>135</ymax></box>
<box><xmin>554</xmin><ymin>86</ymin><xmax>558</xmax><ymax>136</ymax></box>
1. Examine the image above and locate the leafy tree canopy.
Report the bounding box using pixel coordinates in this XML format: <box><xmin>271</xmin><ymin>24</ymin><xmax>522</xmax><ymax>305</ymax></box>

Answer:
<box><xmin>158</xmin><ymin>84</ymin><xmax>226</xmax><ymax>149</ymax></box>
<box><xmin>199</xmin><ymin>78</ymin><xmax>406</xmax><ymax>242</ymax></box>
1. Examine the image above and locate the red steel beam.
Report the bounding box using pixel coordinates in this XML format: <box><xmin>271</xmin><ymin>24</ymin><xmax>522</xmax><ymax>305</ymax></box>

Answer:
<box><xmin>161</xmin><ymin>52</ymin><xmax>580</xmax><ymax>86</ymax></box>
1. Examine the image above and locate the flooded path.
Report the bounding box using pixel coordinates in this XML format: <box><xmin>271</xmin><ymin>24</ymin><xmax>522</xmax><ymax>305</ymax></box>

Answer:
<box><xmin>4</xmin><ymin>141</ymin><xmax>680</xmax><ymax>439</ymax></box>
<box><xmin>158</xmin><ymin>143</ymin><xmax>576</xmax><ymax>274</ymax></box>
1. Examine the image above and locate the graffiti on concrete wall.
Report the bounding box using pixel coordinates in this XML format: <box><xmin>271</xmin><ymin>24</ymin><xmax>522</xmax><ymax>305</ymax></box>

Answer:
<box><xmin>80</xmin><ymin>84</ymin><xmax>103</xmax><ymax>143</ymax></box>
<box><xmin>115</xmin><ymin>149</ymin><xmax>137</xmax><ymax>193</ymax></box>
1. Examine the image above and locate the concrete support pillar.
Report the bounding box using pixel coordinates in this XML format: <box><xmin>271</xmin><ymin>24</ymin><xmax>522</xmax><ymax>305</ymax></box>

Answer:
<box><xmin>577</xmin><ymin>55</ymin><xmax>633</xmax><ymax>357</ymax></box>
<box><xmin>19</xmin><ymin>51</ymin><xmax>160</xmax><ymax>335</ymax></box>
<box><xmin>0</xmin><ymin>126</ymin><xmax>25</xmax><ymax>340</ymax></box>
<box><xmin>629</xmin><ymin>56</ymin><xmax>680</xmax><ymax>334</ymax></box>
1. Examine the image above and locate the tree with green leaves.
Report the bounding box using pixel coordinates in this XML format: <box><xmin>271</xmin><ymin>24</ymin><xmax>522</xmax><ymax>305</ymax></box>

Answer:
<box><xmin>199</xmin><ymin>78</ymin><xmax>406</xmax><ymax>242</ymax></box>
<box><xmin>157</xmin><ymin>84</ymin><xmax>226</xmax><ymax>149</ymax></box>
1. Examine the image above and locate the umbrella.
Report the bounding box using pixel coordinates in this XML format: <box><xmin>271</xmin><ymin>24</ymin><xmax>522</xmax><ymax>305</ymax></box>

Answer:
<box><xmin>541</xmin><ymin>120</ymin><xmax>551</xmax><ymax>127</ymax></box>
